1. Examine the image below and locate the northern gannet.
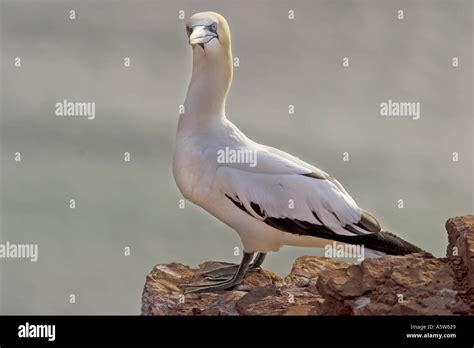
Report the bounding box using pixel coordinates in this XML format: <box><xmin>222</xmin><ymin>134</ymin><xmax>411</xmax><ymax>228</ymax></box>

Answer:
<box><xmin>173</xmin><ymin>12</ymin><xmax>422</xmax><ymax>292</ymax></box>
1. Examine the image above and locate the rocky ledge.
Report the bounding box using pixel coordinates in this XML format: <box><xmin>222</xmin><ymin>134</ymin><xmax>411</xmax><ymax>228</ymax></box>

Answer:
<box><xmin>141</xmin><ymin>215</ymin><xmax>474</xmax><ymax>315</ymax></box>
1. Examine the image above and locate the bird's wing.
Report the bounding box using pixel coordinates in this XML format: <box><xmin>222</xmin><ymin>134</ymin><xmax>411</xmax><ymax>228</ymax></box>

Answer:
<box><xmin>214</xmin><ymin>146</ymin><xmax>381</xmax><ymax>237</ymax></box>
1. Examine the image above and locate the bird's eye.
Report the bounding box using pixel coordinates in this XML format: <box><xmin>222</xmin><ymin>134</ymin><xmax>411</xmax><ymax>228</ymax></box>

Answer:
<box><xmin>186</xmin><ymin>26</ymin><xmax>192</xmax><ymax>36</ymax></box>
<box><xmin>210</xmin><ymin>22</ymin><xmax>217</xmax><ymax>33</ymax></box>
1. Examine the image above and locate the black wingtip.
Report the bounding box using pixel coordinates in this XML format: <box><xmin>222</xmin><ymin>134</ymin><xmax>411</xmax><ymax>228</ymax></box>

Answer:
<box><xmin>377</xmin><ymin>230</ymin><xmax>426</xmax><ymax>255</ymax></box>
<box><xmin>356</xmin><ymin>209</ymin><xmax>382</xmax><ymax>233</ymax></box>
<box><xmin>301</xmin><ymin>172</ymin><xmax>328</xmax><ymax>180</ymax></box>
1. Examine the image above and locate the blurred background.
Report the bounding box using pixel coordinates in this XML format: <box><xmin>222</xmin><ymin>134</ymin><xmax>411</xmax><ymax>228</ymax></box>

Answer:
<box><xmin>0</xmin><ymin>0</ymin><xmax>472</xmax><ymax>314</ymax></box>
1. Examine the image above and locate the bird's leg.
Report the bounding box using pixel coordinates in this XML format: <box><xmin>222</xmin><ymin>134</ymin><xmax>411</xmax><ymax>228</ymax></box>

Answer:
<box><xmin>250</xmin><ymin>252</ymin><xmax>266</xmax><ymax>270</ymax></box>
<box><xmin>183</xmin><ymin>252</ymin><xmax>254</xmax><ymax>293</ymax></box>
<box><xmin>201</xmin><ymin>252</ymin><xmax>266</xmax><ymax>279</ymax></box>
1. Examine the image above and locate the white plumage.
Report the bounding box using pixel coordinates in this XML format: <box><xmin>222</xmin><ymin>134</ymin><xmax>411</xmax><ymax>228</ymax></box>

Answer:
<box><xmin>173</xmin><ymin>12</ymin><xmax>423</xmax><ymax>292</ymax></box>
<box><xmin>173</xmin><ymin>12</ymin><xmax>379</xmax><ymax>256</ymax></box>
<box><xmin>173</xmin><ymin>13</ymin><xmax>422</xmax><ymax>287</ymax></box>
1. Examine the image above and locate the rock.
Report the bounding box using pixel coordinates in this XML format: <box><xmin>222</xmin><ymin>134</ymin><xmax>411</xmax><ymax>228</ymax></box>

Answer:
<box><xmin>141</xmin><ymin>215</ymin><xmax>474</xmax><ymax>315</ymax></box>
<box><xmin>446</xmin><ymin>215</ymin><xmax>474</xmax><ymax>309</ymax></box>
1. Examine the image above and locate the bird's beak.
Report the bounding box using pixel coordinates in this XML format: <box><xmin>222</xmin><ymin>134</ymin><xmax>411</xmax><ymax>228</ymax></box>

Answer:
<box><xmin>189</xmin><ymin>26</ymin><xmax>217</xmax><ymax>46</ymax></box>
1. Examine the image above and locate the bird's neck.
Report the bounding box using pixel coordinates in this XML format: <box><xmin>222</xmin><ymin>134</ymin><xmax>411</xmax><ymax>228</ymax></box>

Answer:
<box><xmin>184</xmin><ymin>48</ymin><xmax>233</xmax><ymax>125</ymax></box>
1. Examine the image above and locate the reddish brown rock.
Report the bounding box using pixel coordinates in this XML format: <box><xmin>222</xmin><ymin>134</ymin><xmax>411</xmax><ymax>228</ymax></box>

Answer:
<box><xmin>317</xmin><ymin>253</ymin><xmax>458</xmax><ymax>315</ymax></box>
<box><xmin>141</xmin><ymin>215</ymin><xmax>474</xmax><ymax>315</ymax></box>
<box><xmin>446</xmin><ymin>215</ymin><xmax>474</xmax><ymax>310</ymax></box>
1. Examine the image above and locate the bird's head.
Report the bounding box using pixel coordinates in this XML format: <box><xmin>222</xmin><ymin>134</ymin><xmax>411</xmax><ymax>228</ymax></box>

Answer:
<box><xmin>184</xmin><ymin>12</ymin><xmax>233</xmax><ymax>117</ymax></box>
<box><xmin>186</xmin><ymin>12</ymin><xmax>231</xmax><ymax>57</ymax></box>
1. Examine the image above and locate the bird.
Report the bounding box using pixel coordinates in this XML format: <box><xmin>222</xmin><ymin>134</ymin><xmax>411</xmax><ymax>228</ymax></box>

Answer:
<box><xmin>173</xmin><ymin>11</ymin><xmax>423</xmax><ymax>293</ymax></box>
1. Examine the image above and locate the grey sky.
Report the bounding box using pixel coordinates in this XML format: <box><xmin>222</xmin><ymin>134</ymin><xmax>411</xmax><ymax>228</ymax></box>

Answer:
<box><xmin>0</xmin><ymin>0</ymin><xmax>472</xmax><ymax>314</ymax></box>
